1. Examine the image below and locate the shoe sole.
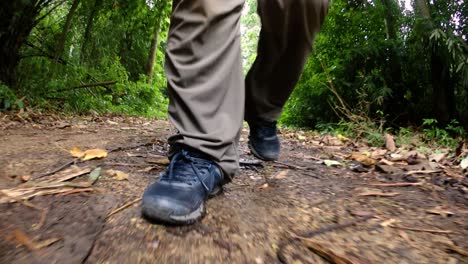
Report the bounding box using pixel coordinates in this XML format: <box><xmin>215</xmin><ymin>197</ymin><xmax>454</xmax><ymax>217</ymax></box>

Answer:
<box><xmin>248</xmin><ymin>142</ymin><xmax>279</xmax><ymax>161</ymax></box>
<box><xmin>142</xmin><ymin>186</ymin><xmax>223</xmax><ymax>225</ymax></box>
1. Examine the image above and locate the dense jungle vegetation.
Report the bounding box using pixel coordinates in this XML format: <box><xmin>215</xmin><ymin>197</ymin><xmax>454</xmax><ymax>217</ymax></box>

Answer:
<box><xmin>1</xmin><ymin>0</ymin><xmax>467</xmax><ymax>141</ymax></box>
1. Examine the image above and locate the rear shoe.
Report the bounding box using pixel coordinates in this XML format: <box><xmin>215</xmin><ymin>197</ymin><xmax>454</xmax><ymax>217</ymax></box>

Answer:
<box><xmin>248</xmin><ymin>120</ymin><xmax>280</xmax><ymax>161</ymax></box>
<box><xmin>142</xmin><ymin>149</ymin><xmax>223</xmax><ymax>225</ymax></box>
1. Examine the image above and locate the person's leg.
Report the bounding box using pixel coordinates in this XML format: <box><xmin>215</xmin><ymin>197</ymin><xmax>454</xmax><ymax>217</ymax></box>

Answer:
<box><xmin>142</xmin><ymin>0</ymin><xmax>245</xmax><ymax>225</ymax></box>
<box><xmin>246</xmin><ymin>0</ymin><xmax>330</xmax><ymax>160</ymax></box>
<box><xmin>166</xmin><ymin>0</ymin><xmax>245</xmax><ymax>180</ymax></box>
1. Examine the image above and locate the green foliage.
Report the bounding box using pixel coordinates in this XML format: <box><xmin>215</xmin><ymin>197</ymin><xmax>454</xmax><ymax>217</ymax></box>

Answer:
<box><xmin>422</xmin><ymin>119</ymin><xmax>465</xmax><ymax>148</ymax></box>
<box><xmin>0</xmin><ymin>83</ymin><xmax>23</xmax><ymax>111</ymax></box>
<box><xmin>275</xmin><ymin>0</ymin><xmax>468</xmax><ymax>128</ymax></box>
<box><xmin>2</xmin><ymin>0</ymin><xmax>172</xmax><ymax>117</ymax></box>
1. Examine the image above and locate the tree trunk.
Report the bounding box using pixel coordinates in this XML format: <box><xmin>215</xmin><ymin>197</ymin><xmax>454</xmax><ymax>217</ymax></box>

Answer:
<box><xmin>379</xmin><ymin>0</ymin><xmax>405</xmax><ymax>123</ymax></box>
<box><xmin>0</xmin><ymin>2</ymin><xmax>42</xmax><ymax>87</ymax></box>
<box><xmin>54</xmin><ymin>0</ymin><xmax>81</xmax><ymax>62</ymax></box>
<box><xmin>146</xmin><ymin>0</ymin><xmax>168</xmax><ymax>84</ymax></box>
<box><xmin>80</xmin><ymin>0</ymin><xmax>102</xmax><ymax>64</ymax></box>
<box><xmin>414</xmin><ymin>0</ymin><xmax>455</xmax><ymax>125</ymax></box>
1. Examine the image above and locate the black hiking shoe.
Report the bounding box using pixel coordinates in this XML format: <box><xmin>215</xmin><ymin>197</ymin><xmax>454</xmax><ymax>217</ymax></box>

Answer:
<box><xmin>142</xmin><ymin>149</ymin><xmax>223</xmax><ymax>225</ymax></box>
<box><xmin>248</xmin><ymin>120</ymin><xmax>280</xmax><ymax>161</ymax></box>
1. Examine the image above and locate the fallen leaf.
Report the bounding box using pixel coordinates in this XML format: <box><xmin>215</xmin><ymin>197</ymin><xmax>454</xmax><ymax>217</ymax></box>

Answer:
<box><xmin>347</xmin><ymin>154</ymin><xmax>377</xmax><ymax>166</ymax></box>
<box><xmin>69</xmin><ymin>147</ymin><xmax>108</xmax><ymax>161</ymax></box>
<box><xmin>20</xmin><ymin>175</ymin><xmax>30</xmax><ymax>182</ymax></box>
<box><xmin>81</xmin><ymin>148</ymin><xmax>108</xmax><ymax>161</ymax></box>
<box><xmin>146</xmin><ymin>157</ymin><xmax>170</xmax><ymax>165</ymax></box>
<box><xmin>297</xmin><ymin>135</ymin><xmax>307</xmax><ymax>141</ymax></box>
<box><xmin>323</xmin><ymin>160</ymin><xmax>342</xmax><ymax>167</ymax></box>
<box><xmin>460</xmin><ymin>156</ymin><xmax>468</xmax><ymax>170</ymax></box>
<box><xmin>403</xmin><ymin>151</ymin><xmax>426</xmax><ymax>164</ymax></box>
<box><xmin>10</xmin><ymin>229</ymin><xmax>37</xmax><ymax>251</ymax></box>
<box><xmin>70</xmin><ymin>147</ymin><xmax>84</xmax><ymax>158</ymax></box>
<box><xmin>337</xmin><ymin>134</ymin><xmax>349</xmax><ymax>142</ymax></box>
<box><xmin>429</xmin><ymin>152</ymin><xmax>447</xmax><ymax>163</ymax></box>
<box><xmin>258</xmin><ymin>183</ymin><xmax>269</xmax><ymax>189</ymax></box>
<box><xmin>106</xmin><ymin>169</ymin><xmax>129</xmax><ymax>181</ymax></box>
<box><xmin>443</xmin><ymin>168</ymin><xmax>464</xmax><ymax>181</ymax></box>
<box><xmin>106</xmin><ymin>120</ymin><xmax>118</xmax><ymax>125</ymax></box>
<box><xmin>88</xmin><ymin>167</ymin><xmax>101</xmax><ymax>184</ymax></box>
<box><xmin>389</xmin><ymin>153</ymin><xmax>404</xmax><ymax>161</ymax></box>
<box><xmin>385</xmin><ymin>133</ymin><xmax>396</xmax><ymax>152</ymax></box>
<box><xmin>273</xmin><ymin>169</ymin><xmax>289</xmax><ymax>179</ymax></box>
<box><xmin>426</xmin><ymin>206</ymin><xmax>454</xmax><ymax>217</ymax></box>
<box><xmin>371</xmin><ymin>149</ymin><xmax>388</xmax><ymax>160</ymax></box>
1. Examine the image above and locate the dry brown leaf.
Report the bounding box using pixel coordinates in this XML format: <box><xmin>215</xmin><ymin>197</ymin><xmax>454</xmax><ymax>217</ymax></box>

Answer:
<box><xmin>42</xmin><ymin>166</ymin><xmax>92</xmax><ymax>183</ymax></box>
<box><xmin>70</xmin><ymin>147</ymin><xmax>84</xmax><ymax>158</ymax></box>
<box><xmin>371</xmin><ymin>149</ymin><xmax>388</xmax><ymax>160</ymax></box>
<box><xmin>20</xmin><ymin>175</ymin><xmax>30</xmax><ymax>182</ymax></box>
<box><xmin>10</xmin><ymin>229</ymin><xmax>38</xmax><ymax>251</ymax></box>
<box><xmin>81</xmin><ymin>149</ymin><xmax>108</xmax><ymax>161</ymax></box>
<box><xmin>146</xmin><ymin>157</ymin><xmax>170</xmax><ymax>166</ymax></box>
<box><xmin>347</xmin><ymin>154</ymin><xmax>377</xmax><ymax>166</ymax></box>
<box><xmin>106</xmin><ymin>169</ymin><xmax>129</xmax><ymax>181</ymax></box>
<box><xmin>385</xmin><ymin>133</ymin><xmax>396</xmax><ymax>152</ymax></box>
<box><xmin>273</xmin><ymin>169</ymin><xmax>289</xmax><ymax>180</ymax></box>
<box><xmin>70</xmin><ymin>147</ymin><xmax>108</xmax><ymax>160</ymax></box>
<box><xmin>443</xmin><ymin>168</ymin><xmax>463</xmax><ymax>181</ymax></box>
<box><xmin>426</xmin><ymin>206</ymin><xmax>454</xmax><ymax>217</ymax></box>
<box><xmin>429</xmin><ymin>153</ymin><xmax>447</xmax><ymax>163</ymax></box>
<box><xmin>403</xmin><ymin>151</ymin><xmax>426</xmax><ymax>162</ymax></box>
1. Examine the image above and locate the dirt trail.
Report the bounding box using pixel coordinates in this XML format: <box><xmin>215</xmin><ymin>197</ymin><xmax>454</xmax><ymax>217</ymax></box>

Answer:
<box><xmin>0</xmin><ymin>116</ymin><xmax>466</xmax><ymax>264</ymax></box>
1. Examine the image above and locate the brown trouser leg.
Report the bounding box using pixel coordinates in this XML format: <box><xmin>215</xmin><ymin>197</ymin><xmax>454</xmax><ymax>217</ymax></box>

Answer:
<box><xmin>165</xmin><ymin>0</ymin><xmax>330</xmax><ymax>179</ymax></box>
<box><xmin>245</xmin><ymin>0</ymin><xmax>330</xmax><ymax>123</ymax></box>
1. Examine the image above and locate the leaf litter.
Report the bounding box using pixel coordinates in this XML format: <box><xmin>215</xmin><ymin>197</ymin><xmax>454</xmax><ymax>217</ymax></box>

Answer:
<box><xmin>1</xmin><ymin>116</ymin><xmax>467</xmax><ymax>263</ymax></box>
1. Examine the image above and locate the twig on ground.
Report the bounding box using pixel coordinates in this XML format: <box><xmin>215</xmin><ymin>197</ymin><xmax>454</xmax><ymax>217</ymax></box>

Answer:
<box><xmin>107</xmin><ymin>142</ymin><xmax>155</xmax><ymax>153</ymax></box>
<box><xmin>389</xmin><ymin>225</ymin><xmax>454</xmax><ymax>234</ymax></box>
<box><xmin>56</xmin><ymin>188</ymin><xmax>94</xmax><ymax>196</ymax></box>
<box><xmin>405</xmin><ymin>170</ymin><xmax>441</xmax><ymax>175</ymax></box>
<box><xmin>32</xmin><ymin>158</ymin><xmax>79</xmax><ymax>180</ymax></box>
<box><xmin>273</xmin><ymin>161</ymin><xmax>307</xmax><ymax>170</ymax></box>
<box><xmin>444</xmin><ymin>243</ymin><xmax>468</xmax><ymax>257</ymax></box>
<box><xmin>292</xmin><ymin>234</ymin><xmax>366</xmax><ymax>264</ymax></box>
<box><xmin>369</xmin><ymin>182</ymin><xmax>423</xmax><ymax>187</ymax></box>
<box><xmin>104</xmin><ymin>162</ymin><xmax>151</xmax><ymax>167</ymax></box>
<box><xmin>297</xmin><ymin>215</ymin><xmax>374</xmax><ymax>238</ymax></box>
<box><xmin>33</xmin><ymin>208</ymin><xmax>49</xmax><ymax>230</ymax></box>
<box><xmin>0</xmin><ymin>190</ymin><xmax>43</xmax><ymax>210</ymax></box>
<box><xmin>106</xmin><ymin>198</ymin><xmax>142</xmax><ymax>219</ymax></box>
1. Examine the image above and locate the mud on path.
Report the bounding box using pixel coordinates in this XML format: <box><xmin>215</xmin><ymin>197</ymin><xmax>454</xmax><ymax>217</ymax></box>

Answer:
<box><xmin>0</xmin><ymin>115</ymin><xmax>466</xmax><ymax>264</ymax></box>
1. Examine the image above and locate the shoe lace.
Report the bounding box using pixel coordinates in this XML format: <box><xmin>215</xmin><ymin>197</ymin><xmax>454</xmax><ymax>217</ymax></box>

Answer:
<box><xmin>160</xmin><ymin>150</ymin><xmax>211</xmax><ymax>192</ymax></box>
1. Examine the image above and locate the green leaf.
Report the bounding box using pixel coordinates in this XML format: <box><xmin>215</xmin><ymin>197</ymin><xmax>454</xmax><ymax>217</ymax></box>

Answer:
<box><xmin>88</xmin><ymin>167</ymin><xmax>102</xmax><ymax>184</ymax></box>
